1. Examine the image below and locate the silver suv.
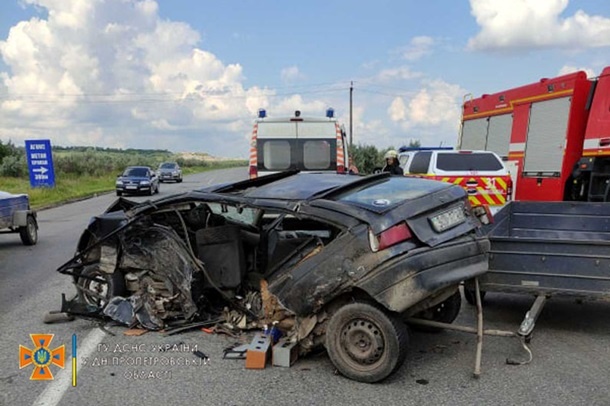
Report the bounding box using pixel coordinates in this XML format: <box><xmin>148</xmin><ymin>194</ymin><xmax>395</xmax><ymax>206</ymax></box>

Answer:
<box><xmin>157</xmin><ymin>162</ymin><xmax>183</xmax><ymax>183</ymax></box>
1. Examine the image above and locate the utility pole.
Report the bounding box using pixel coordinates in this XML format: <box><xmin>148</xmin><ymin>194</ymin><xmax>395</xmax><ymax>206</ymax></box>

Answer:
<box><xmin>349</xmin><ymin>81</ymin><xmax>353</xmax><ymax>147</ymax></box>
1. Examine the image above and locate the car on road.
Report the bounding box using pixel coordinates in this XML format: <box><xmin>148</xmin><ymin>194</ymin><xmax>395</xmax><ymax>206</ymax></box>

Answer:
<box><xmin>58</xmin><ymin>171</ymin><xmax>489</xmax><ymax>382</ymax></box>
<box><xmin>115</xmin><ymin>166</ymin><xmax>160</xmax><ymax>196</ymax></box>
<box><xmin>0</xmin><ymin>190</ymin><xmax>38</xmax><ymax>245</ymax></box>
<box><xmin>157</xmin><ymin>162</ymin><xmax>183</xmax><ymax>183</ymax></box>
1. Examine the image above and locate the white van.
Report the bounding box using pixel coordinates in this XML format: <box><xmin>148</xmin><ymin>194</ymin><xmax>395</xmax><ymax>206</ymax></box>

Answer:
<box><xmin>248</xmin><ymin>109</ymin><xmax>349</xmax><ymax>179</ymax></box>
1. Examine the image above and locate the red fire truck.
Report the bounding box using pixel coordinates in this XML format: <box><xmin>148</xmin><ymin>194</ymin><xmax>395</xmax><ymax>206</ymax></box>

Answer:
<box><xmin>459</xmin><ymin>67</ymin><xmax>610</xmax><ymax>202</ymax></box>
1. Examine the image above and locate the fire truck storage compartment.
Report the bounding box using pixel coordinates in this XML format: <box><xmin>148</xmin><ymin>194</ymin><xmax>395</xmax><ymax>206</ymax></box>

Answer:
<box><xmin>523</xmin><ymin>97</ymin><xmax>572</xmax><ymax>176</ymax></box>
<box><xmin>461</xmin><ymin>114</ymin><xmax>512</xmax><ymax>158</ymax></box>
<box><xmin>196</xmin><ymin>225</ymin><xmax>246</xmax><ymax>289</ymax></box>
<box><xmin>473</xmin><ymin>201</ymin><xmax>610</xmax><ymax>298</ymax></box>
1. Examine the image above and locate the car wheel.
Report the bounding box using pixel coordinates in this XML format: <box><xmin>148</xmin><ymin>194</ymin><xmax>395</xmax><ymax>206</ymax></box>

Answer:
<box><xmin>116</xmin><ymin>191</ymin><xmax>122</xmax><ymax>197</ymax></box>
<box><xmin>463</xmin><ymin>286</ymin><xmax>486</xmax><ymax>306</ymax></box>
<box><xmin>76</xmin><ymin>264</ymin><xmax>125</xmax><ymax>308</ymax></box>
<box><xmin>156</xmin><ymin>183</ymin><xmax>160</xmax><ymax>194</ymax></box>
<box><xmin>325</xmin><ymin>301</ymin><xmax>409</xmax><ymax>383</ymax></box>
<box><xmin>19</xmin><ymin>215</ymin><xmax>38</xmax><ymax>245</ymax></box>
<box><xmin>148</xmin><ymin>186</ymin><xmax>154</xmax><ymax>196</ymax></box>
<box><xmin>177</xmin><ymin>178</ymin><xmax>183</xmax><ymax>183</ymax></box>
<box><xmin>411</xmin><ymin>290</ymin><xmax>462</xmax><ymax>333</ymax></box>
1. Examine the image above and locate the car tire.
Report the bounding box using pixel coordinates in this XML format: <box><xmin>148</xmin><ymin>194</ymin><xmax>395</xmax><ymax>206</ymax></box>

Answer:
<box><xmin>19</xmin><ymin>215</ymin><xmax>38</xmax><ymax>245</ymax></box>
<box><xmin>155</xmin><ymin>183</ymin><xmax>160</xmax><ymax>194</ymax></box>
<box><xmin>177</xmin><ymin>178</ymin><xmax>183</xmax><ymax>183</ymax></box>
<box><xmin>76</xmin><ymin>264</ymin><xmax>126</xmax><ymax>308</ymax></box>
<box><xmin>116</xmin><ymin>191</ymin><xmax>122</xmax><ymax>197</ymax></box>
<box><xmin>463</xmin><ymin>286</ymin><xmax>486</xmax><ymax>306</ymax></box>
<box><xmin>148</xmin><ymin>186</ymin><xmax>154</xmax><ymax>196</ymax></box>
<box><xmin>410</xmin><ymin>290</ymin><xmax>462</xmax><ymax>333</ymax></box>
<box><xmin>325</xmin><ymin>301</ymin><xmax>409</xmax><ymax>383</ymax></box>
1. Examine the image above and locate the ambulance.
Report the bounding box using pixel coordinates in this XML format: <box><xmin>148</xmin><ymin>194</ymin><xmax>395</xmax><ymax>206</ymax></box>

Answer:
<box><xmin>398</xmin><ymin>147</ymin><xmax>512</xmax><ymax>212</ymax></box>
<box><xmin>248</xmin><ymin>109</ymin><xmax>349</xmax><ymax>179</ymax></box>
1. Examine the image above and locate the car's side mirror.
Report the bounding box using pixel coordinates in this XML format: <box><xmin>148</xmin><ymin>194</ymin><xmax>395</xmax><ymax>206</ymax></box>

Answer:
<box><xmin>117</xmin><ymin>174</ymin><xmax>121</xmax><ymax>178</ymax></box>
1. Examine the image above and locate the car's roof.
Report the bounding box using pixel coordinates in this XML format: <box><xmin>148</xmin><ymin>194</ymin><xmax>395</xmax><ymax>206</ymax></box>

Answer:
<box><xmin>125</xmin><ymin>166</ymin><xmax>151</xmax><ymax>170</ymax></box>
<box><xmin>399</xmin><ymin>150</ymin><xmax>498</xmax><ymax>155</ymax></box>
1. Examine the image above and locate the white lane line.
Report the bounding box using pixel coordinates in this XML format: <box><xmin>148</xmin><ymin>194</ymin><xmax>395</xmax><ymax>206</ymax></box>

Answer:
<box><xmin>32</xmin><ymin>328</ymin><xmax>106</xmax><ymax>406</ymax></box>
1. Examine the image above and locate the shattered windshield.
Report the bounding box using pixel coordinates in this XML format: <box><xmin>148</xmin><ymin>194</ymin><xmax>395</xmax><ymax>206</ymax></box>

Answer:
<box><xmin>207</xmin><ymin>203</ymin><xmax>260</xmax><ymax>226</ymax></box>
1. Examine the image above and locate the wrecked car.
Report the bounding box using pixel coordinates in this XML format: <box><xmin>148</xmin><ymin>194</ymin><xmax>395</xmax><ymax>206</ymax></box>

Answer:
<box><xmin>57</xmin><ymin>171</ymin><xmax>489</xmax><ymax>382</ymax></box>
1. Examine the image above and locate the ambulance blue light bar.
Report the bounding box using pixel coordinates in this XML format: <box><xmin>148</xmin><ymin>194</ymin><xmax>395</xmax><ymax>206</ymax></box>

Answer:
<box><xmin>258</xmin><ymin>109</ymin><xmax>266</xmax><ymax>118</ymax></box>
<box><xmin>326</xmin><ymin>108</ymin><xmax>334</xmax><ymax>118</ymax></box>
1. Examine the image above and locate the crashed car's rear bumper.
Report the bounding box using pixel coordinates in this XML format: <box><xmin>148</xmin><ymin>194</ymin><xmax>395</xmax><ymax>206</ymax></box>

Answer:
<box><xmin>357</xmin><ymin>236</ymin><xmax>489</xmax><ymax>313</ymax></box>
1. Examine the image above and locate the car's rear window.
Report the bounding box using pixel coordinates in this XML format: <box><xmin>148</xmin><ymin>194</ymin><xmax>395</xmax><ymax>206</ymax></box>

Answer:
<box><xmin>436</xmin><ymin>153</ymin><xmax>503</xmax><ymax>171</ymax></box>
<box><xmin>303</xmin><ymin>140</ymin><xmax>331</xmax><ymax>170</ymax></box>
<box><xmin>334</xmin><ymin>177</ymin><xmax>448</xmax><ymax>211</ymax></box>
<box><xmin>263</xmin><ymin>140</ymin><xmax>291</xmax><ymax>170</ymax></box>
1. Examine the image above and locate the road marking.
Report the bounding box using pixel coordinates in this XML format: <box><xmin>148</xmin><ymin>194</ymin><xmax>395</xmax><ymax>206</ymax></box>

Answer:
<box><xmin>32</xmin><ymin>328</ymin><xmax>106</xmax><ymax>406</ymax></box>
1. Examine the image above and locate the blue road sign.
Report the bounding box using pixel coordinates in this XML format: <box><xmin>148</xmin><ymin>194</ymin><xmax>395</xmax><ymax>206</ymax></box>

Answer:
<box><xmin>25</xmin><ymin>139</ymin><xmax>56</xmax><ymax>188</ymax></box>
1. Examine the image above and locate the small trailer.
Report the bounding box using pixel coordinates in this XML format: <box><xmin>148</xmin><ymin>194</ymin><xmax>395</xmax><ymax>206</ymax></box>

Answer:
<box><xmin>464</xmin><ymin>201</ymin><xmax>610</xmax><ymax>340</ymax></box>
<box><xmin>0</xmin><ymin>190</ymin><xmax>38</xmax><ymax>245</ymax></box>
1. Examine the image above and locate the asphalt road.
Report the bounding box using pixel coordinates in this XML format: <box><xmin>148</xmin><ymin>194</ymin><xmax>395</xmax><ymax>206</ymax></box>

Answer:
<box><xmin>1</xmin><ymin>167</ymin><xmax>610</xmax><ymax>406</ymax></box>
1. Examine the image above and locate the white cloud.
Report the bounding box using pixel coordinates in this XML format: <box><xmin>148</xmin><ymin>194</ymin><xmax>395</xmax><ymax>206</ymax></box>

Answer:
<box><xmin>386</xmin><ymin>79</ymin><xmax>466</xmax><ymax>146</ymax></box>
<box><xmin>401</xmin><ymin>36</ymin><xmax>435</xmax><ymax>61</ymax></box>
<box><xmin>558</xmin><ymin>65</ymin><xmax>595</xmax><ymax>78</ymax></box>
<box><xmin>377</xmin><ymin>67</ymin><xmax>422</xmax><ymax>82</ymax></box>
<box><xmin>388</xmin><ymin>97</ymin><xmax>407</xmax><ymax>121</ymax></box>
<box><xmin>468</xmin><ymin>0</ymin><xmax>610</xmax><ymax>51</ymax></box>
<box><xmin>0</xmin><ymin>0</ymin><xmax>329</xmax><ymax>157</ymax></box>
<box><xmin>280</xmin><ymin>65</ymin><xmax>304</xmax><ymax>83</ymax></box>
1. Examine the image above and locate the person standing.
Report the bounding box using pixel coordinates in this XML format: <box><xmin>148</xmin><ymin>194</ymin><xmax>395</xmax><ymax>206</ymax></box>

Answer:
<box><xmin>348</xmin><ymin>156</ymin><xmax>359</xmax><ymax>175</ymax></box>
<box><xmin>382</xmin><ymin>150</ymin><xmax>403</xmax><ymax>175</ymax></box>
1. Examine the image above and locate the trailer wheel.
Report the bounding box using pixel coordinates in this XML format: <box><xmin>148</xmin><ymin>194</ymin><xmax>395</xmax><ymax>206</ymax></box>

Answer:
<box><xmin>411</xmin><ymin>290</ymin><xmax>462</xmax><ymax>332</ymax></box>
<box><xmin>325</xmin><ymin>301</ymin><xmax>409</xmax><ymax>383</ymax></box>
<box><xmin>19</xmin><ymin>215</ymin><xmax>38</xmax><ymax>245</ymax></box>
<box><xmin>464</xmin><ymin>287</ymin><xmax>486</xmax><ymax>306</ymax></box>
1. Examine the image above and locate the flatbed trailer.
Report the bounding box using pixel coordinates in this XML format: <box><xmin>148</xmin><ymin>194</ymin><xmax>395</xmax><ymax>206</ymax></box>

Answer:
<box><xmin>0</xmin><ymin>191</ymin><xmax>38</xmax><ymax>245</ymax></box>
<box><xmin>464</xmin><ymin>201</ymin><xmax>610</xmax><ymax>339</ymax></box>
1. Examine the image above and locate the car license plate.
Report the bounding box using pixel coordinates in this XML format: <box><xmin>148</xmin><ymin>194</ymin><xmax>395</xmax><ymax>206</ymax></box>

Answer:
<box><xmin>429</xmin><ymin>206</ymin><xmax>466</xmax><ymax>232</ymax></box>
<box><xmin>126</xmin><ymin>185</ymin><xmax>137</xmax><ymax>190</ymax></box>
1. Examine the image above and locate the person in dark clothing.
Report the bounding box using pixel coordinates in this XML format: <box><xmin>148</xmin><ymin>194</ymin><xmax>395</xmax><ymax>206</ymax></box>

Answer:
<box><xmin>382</xmin><ymin>150</ymin><xmax>403</xmax><ymax>175</ymax></box>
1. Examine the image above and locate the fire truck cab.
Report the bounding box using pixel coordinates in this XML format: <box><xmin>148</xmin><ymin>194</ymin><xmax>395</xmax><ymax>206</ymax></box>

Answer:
<box><xmin>460</xmin><ymin>67</ymin><xmax>610</xmax><ymax>202</ymax></box>
<box><xmin>248</xmin><ymin>109</ymin><xmax>348</xmax><ymax>179</ymax></box>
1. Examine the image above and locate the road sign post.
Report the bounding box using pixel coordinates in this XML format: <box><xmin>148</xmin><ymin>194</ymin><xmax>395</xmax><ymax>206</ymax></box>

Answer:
<box><xmin>25</xmin><ymin>139</ymin><xmax>56</xmax><ymax>188</ymax></box>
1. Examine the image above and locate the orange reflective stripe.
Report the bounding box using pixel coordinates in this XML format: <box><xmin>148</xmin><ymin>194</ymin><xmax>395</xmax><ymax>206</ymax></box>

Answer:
<box><xmin>476</xmin><ymin>187</ymin><xmax>496</xmax><ymax>205</ymax></box>
<box><xmin>249</xmin><ymin>124</ymin><xmax>258</xmax><ymax>166</ymax></box>
<box><xmin>468</xmin><ymin>195</ymin><xmax>481</xmax><ymax>206</ymax></box>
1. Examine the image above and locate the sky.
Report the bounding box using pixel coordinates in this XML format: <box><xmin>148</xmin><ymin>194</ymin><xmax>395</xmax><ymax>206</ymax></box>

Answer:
<box><xmin>1</xmin><ymin>0</ymin><xmax>609</xmax><ymax>158</ymax></box>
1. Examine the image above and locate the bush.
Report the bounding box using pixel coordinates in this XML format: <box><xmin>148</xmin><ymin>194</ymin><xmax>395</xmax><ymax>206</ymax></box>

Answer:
<box><xmin>0</xmin><ymin>155</ymin><xmax>27</xmax><ymax>177</ymax></box>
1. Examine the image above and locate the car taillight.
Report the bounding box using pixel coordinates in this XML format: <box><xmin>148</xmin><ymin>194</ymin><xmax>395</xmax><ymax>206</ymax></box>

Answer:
<box><xmin>506</xmin><ymin>178</ymin><xmax>513</xmax><ymax>200</ymax></box>
<box><xmin>249</xmin><ymin>165</ymin><xmax>258</xmax><ymax>179</ymax></box>
<box><xmin>368</xmin><ymin>223</ymin><xmax>413</xmax><ymax>252</ymax></box>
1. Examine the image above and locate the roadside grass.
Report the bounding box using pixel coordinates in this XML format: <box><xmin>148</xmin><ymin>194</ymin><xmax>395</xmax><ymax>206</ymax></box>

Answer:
<box><xmin>0</xmin><ymin>162</ymin><xmax>246</xmax><ymax>209</ymax></box>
